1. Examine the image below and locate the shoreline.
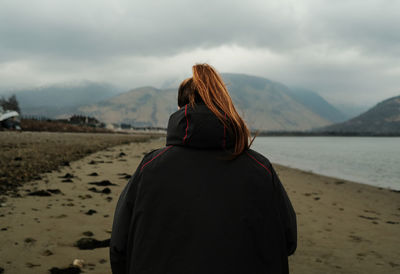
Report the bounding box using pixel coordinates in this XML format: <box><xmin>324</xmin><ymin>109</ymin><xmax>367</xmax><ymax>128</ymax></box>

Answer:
<box><xmin>273</xmin><ymin>162</ymin><xmax>400</xmax><ymax>192</ymax></box>
<box><xmin>0</xmin><ymin>138</ymin><xmax>399</xmax><ymax>273</ymax></box>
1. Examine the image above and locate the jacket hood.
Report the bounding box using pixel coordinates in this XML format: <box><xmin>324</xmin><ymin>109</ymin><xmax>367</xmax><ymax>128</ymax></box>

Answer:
<box><xmin>166</xmin><ymin>103</ymin><xmax>235</xmax><ymax>149</ymax></box>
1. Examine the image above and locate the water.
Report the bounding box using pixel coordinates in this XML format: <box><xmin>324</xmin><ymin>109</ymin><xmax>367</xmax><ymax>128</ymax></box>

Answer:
<box><xmin>252</xmin><ymin>137</ymin><xmax>400</xmax><ymax>190</ymax></box>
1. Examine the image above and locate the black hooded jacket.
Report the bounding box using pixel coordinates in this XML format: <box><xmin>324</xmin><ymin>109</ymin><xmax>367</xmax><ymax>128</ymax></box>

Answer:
<box><xmin>110</xmin><ymin>104</ymin><xmax>297</xmax><ymax>274</ymax></box>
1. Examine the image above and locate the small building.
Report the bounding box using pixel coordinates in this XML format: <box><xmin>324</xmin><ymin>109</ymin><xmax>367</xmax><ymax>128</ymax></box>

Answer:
<box><xmin>0</xmin><ymin>107</ymin><xmax>21</xmax><ymax>130</ymax></box>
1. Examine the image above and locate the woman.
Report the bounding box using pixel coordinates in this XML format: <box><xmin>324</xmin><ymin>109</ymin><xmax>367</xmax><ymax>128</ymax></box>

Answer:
<box><xmin>110</xmin><ymin>64</ymin><xmax>297</xmax><ymax>274</ymax></box>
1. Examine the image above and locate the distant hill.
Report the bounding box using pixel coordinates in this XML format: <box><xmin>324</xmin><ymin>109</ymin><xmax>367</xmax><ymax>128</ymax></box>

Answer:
<box><xmin>286</xmin><ymin>87</ymin><xmax>347</xmax><ymax>122</ymax></box>
<box><xmin>318</xmin><ymin>95</ymin><xmax>400</xmax><ymax>134</ymax></box>
<box><xmin>79</xmin><ymin>87</ymin><xmax>177</xmax><ymax>127</ymax></box>
<box><xmin>5</xmin><ymin>81</ymin><xmax>121</xmax><ymax>117</ymax></box>
<box><xmin>79</xmin><ymin>74</ymin><xmax>343</xmax><ymax>130</ymax></box>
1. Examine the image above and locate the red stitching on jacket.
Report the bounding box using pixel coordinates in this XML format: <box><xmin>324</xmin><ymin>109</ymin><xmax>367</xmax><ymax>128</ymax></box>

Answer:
<box><xmin>222</xmin><ymin>112</ymin><xmax>226</xmax><ymax>149</ymax></box>
<box><xmin>182</xmin><ymin>105</ymin><xmax>189</xmax><ymax>144</ymax></box>
<box><xmin>141</xmin><ymin>146</ymin><xmax>173</xmax><ymax>171</ymax></box>
<box><xmin>245</xmin><ymin>151</ymin><xmax>272</xmax><ymax>176</ymax></box>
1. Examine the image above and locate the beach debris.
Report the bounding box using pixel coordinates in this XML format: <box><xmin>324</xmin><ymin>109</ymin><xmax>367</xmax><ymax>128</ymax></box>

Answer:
<box><xmin>386</xmin><ymin>221</ymin><xmax>399</xmax><ymax>224</ymax></box>
<box><xmin>358</xmin><ymin>215</ymin><xmax>379</xmax><ymax>220</ymax></box>
<box><xmin>118</xmin><ymin>152</ymin><xmax>126</xmax><ymax>157</ymax></box>
<box><xmin>61</xmin><ymin>161</ymin><xmax>70</xmax><ymax>166</ymax></box>
<box><xmin>82</xmin><ymin>231</ymin><xmax>94</xmax><ymax>237</ymax></box>
<box><xmin>72</xmin><ymin>259</ymin><xmax>85</xmax><ymax>268</ymax></box>
<box><xmin>42</xmin><ymin>249</ymin><xmax>53</xmax><ymax>256</ymax></box>
<box><xmin>88</xmin><ymin>172</ymin><xmax>99</xmax><ymax>176</ymax></box>
<box><xmin>102</xmin><ymin>187</ymin><xmax>111</xmax><ymax>194</ymax></box>
<box><xmin>78</xmin><ymin>194</ymin><xmax>92</xmax><ymax>199</ymax></box>
<box><xmin>49</xmin><ymin>266</ymin><xmax>82</xmax><ymax>274</ymax></box>
<box><xmin>47</xmin><ymin>189</ymin><xmax>63</xmax><ymax>195</ymax></box>
<box><xmin>24</xmin><ymin>237</ymin><xmax>36</xmax><ymax>245</ymax></box>
<box><xmin>88</xmin><ymin>187</ymin><xmax>111</xmax><ymax>194</ymax></box>
<box><xmin>75</xmin><ymin>237</ymin><xmax>110</xmax><ymax>250</ymax></box>
<box><xmin>28</xmin><ymin>190</ymin><xmax>51</xmax><ymax>197</ymax></box>
<box><xmin>118</xmin><ymin>173</ymin><xmax>132</xmax><ymax>179</ymax></box>
<box><xmin>85</xmin><ymin>209</ymin><xmax>97</xmax><ymax>215</ymax></box>
<box><xmin>26</xmin><ymin>262</ymin><xmax>41</xmax><ymax>268</ymax></box>
<box><xmin>59</xmin><ymin>173</ymin><xmax>74</xmax><ymax>179</ymax></box>
<box><xmin>89</xmin><ymin>180</ymin><xmax>116</xmax><ymax>186</ymax></box>
<box><xmin>27</xmin><ymin>189</ymin><xmax>63</xmax><ymax>196</ymax></box>
<box><xmin>89</xmin><ymin>160</ymin><xmax>104</xmax><ymax>165</ymax></box>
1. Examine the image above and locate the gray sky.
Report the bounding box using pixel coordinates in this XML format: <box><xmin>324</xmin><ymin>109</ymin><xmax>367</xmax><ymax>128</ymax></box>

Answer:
<box><xmin>0</xmin><ymin>0</ymin><xmax>399</xmax><ymax>106</ymax></box>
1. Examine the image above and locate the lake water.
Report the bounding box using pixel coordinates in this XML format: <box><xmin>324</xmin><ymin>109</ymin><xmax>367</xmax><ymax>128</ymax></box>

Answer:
<box><xmin>252</xmin><ymin>137</ymin><xmax>400</xmax><ymax>190</ymax></box>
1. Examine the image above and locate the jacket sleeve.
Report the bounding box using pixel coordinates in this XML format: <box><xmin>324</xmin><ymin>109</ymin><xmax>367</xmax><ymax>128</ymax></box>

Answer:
<box><xmin>109</xmin><ymin>159</ymin><xmax>144</xmax><ymax>274</ymax></box>
<box><xmin>271</xmin><ymin>164</ymin><xmax>297</xmax><ymax>256</ymax></box>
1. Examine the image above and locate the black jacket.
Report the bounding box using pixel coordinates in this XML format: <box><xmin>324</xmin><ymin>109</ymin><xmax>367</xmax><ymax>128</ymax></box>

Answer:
<box><xmin>110</xmin><ymin>104</ymin><xmax>297</xmax><ymax>274</ymax></box>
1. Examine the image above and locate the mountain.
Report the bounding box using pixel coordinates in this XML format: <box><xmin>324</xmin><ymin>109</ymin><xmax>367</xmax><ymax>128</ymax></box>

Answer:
<box><xmin>318</xmin><ymin>95</ymin><xmax>400</xmax><ymax>134</ymax></box>
<box><xmin>79</xmin><ymin>74</ymin><xmax>341</xmax><ymax>130</ymax></box>
<box><xmin>286</xmin><ymin>87</ymin><xmax>347</xmax><ymax>122</ymax></box>
<box><xmin>79</xmin><ymin>87</ymin><xmax>177</xmax><ymax>127</ymax></box>
<box><xmin>5</xmin><ymin>81</ymin><xmax>122</xmax><ymax>117</ymax></box>
<box><xmin>333</xmin><ymin>103</ymin><xmax>371</xmax><ymax>120</ymax></box>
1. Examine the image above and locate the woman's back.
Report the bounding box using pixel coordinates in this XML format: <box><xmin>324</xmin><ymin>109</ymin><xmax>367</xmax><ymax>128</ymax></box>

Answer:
<box><xmin>110</xmin><ymin>104</ymin><xmax>297</xmax><ymax>274</ymax></box>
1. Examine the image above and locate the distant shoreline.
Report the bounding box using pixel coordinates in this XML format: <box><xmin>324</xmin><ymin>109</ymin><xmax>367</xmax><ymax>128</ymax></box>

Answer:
<box><xmin>254</xmin><ymin>131</ymin><xmax>400</xmax><ymax>137</ymax></box>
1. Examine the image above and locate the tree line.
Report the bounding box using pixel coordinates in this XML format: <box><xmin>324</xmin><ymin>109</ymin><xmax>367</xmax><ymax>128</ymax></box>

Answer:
<box><xmin>0</xmin><ymin>94</ymin><xmax>20</xmax><ymax>113</ymax></box>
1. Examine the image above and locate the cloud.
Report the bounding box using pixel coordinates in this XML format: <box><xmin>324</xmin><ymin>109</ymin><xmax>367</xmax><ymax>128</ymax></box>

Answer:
<box><xmin>0</xmin><ymin>0</ymin><xmax>399</xmax><ymax>106</ymax></box>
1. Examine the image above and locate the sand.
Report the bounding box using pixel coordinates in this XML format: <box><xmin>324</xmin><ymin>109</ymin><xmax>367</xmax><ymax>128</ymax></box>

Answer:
<box><xmin>0</xmin><ymin>138</ymin><xmax>399</xmax><ymax>273</ymax></box>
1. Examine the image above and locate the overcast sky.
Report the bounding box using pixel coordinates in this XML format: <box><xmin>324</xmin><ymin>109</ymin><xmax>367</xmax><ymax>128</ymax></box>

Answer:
<box><xmin>0</xmin><ymin>0</ymin><xmax>399</xmax><ymax>106</ymax></box>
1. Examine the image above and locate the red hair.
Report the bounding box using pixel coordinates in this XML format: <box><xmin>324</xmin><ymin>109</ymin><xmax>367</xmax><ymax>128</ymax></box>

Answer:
<box><xmin>178</xmin><ymin>64</ymin><xmax>254</xmax><ymax>156</ymax></box>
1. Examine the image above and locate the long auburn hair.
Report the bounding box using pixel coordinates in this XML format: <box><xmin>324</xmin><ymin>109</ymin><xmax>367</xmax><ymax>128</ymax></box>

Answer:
<box><xmin>178</xmin><ymin>63</ymin><xmax>254</xmax><ymax>156</ymax></box>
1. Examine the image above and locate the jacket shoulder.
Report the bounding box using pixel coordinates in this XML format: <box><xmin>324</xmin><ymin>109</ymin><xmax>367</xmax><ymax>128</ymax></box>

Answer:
<box><xmin>244</xmin><ymin>149</ymin><xmax>274</xmax><ymax>177</ymax></box>
<box><xmin>139</xmin><ymin>146</ymin><xmax>174</xmax><ymax>172</ymax></box>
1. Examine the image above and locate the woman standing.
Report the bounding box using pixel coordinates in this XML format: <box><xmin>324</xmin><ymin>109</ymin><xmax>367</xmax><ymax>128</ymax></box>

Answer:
<box><xmin>110</xmin><ymin>64</ymin><xmax>297</xmax><ymax>274</ymax></box>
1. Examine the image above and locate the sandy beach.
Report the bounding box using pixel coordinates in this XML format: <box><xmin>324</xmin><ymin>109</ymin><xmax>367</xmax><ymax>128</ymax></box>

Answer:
<box><xmin>0</xmin><ymin>137</ymin><xmax>399</xmax><ymax>273</ymax></box>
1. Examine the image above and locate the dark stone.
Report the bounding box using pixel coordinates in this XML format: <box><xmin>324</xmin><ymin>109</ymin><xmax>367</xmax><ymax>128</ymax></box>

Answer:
<box><xmin>25</xmin><ymin>237</ymin><xmax>36</xmax><ymax>244</ymax></box>
<box><xmin>75</xmin><ymin>238</ymin><xmax>110</xmax><ymax>250</ymax></box>
<box><xmin>28</xmin><ymin>190</ymin><xmax>51</xmax><ymax>197</ymax></box>
<box><xmin>118</xmin><ymin>152</ymin><xmax>126</xmax><ymax>157</ymax></box>
<box><xmin>47</xmin><ymin>189</ymin><xmax>62</xmax><ymax>195</ymax></box>
<box><xmin>0</xmin><ymin>267</ymin><xmax>4</xmax><ymax>273</ymax></box>
<box><xmin>60</xmin><ymin>173</ymin><xmax>74</xmax><ymax>179</ymax></box>
<box><xmin>14</xmin><ymin>157</ymin><xmax>22</xmax><ymax>161</ymax></box>
<box><xmin>88</xmin><ymin>187</ymin><xmax>98</xmax><ymax>193</ymax></box>
<box><xmin>102</xmin><ymin>188</ymin><xmax>111</xmax><ymax>194</ymax></box>
<box><xmin>43</xmin><ymin>249</ymin><xmax>53</xmax><ymax>256</ymax></box>
<box><xmin>85</xmin><ymin>209</ymin><xmax>97</xmax><ymax>215</ymax></box>
<box><xmin>82</xmin><ymin>231</ymin><xmax>94</xmax><ymax>237</ymax></box>
<box><xmin>386</xmin><ymin>221</ymin><xmax>399</xmax><ymax>224</ymax></box>
<box><xmin>89</xmin><ymin>180</ymin><xmax>116</xmax><ymax>186</ymax></box>
<box><xmin>61</xmin><ymin>161</ymin><xmax>70</xmax><ymax>166</ymax></box>
<box><xmin>88</xmin><ymin>172</ymin><xmax>99</xmax><ymax>176</ymax></box>
<box><xmin>49</xmin><ymin>267</ymin><xmax>81</xmax><ymax>274</ymax></box>
<box><xmin>358</xmin><ymin>215</ymin><xmax>379</xmax><ymax>220</ymax></box>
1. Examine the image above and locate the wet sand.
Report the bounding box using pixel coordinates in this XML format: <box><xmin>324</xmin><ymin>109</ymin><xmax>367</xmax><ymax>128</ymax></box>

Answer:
<box><xmin>0</xmin><ymin>138</ymin><xmax>399</xmax><ymax>273</ymax></box>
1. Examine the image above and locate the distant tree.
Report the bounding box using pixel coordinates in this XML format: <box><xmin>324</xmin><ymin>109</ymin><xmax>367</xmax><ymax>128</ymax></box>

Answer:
<box><xmin>0</xmin><ymin>94</ymin><xmax>20</xmax><ymax>113</ymax></box>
